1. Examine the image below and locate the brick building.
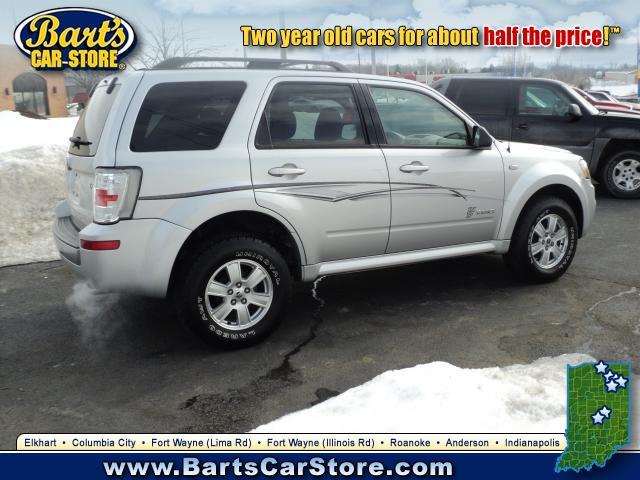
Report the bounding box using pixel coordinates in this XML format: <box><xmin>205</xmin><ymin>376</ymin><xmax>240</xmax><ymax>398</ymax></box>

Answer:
<box><xmin>0</xmin><ymin>44</ymin><xmax>67</xmax><ymax>117</ymax></box>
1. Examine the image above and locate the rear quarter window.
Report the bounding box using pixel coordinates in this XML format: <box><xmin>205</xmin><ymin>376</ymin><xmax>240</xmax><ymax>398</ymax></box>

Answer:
<box><xmin>130</xmin><ymin>81</ymin><xmax>246</xmax><ymax>152</ymax></box>
<box><xmin>454</xmin><ymin>80</ymin><xmax>509</xmax><ymax>116</ymax></box>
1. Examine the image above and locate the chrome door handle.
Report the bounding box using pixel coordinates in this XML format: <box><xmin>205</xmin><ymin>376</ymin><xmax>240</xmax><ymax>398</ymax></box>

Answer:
<box><xmin>399</xmin><ymin>162</ymin><xmax>430</xmax><ymax>173</ymax></box>
<box><xmin>268</xmin><ymin>164</ymin><xmax>306</xmax><ymax>177</ymax></box>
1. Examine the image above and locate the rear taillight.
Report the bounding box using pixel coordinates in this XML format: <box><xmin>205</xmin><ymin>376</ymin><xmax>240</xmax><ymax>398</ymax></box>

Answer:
<box><xmin>93</xmin><ymin>168</ymin><xmax>142</xmax><ymax>224</ymax></box>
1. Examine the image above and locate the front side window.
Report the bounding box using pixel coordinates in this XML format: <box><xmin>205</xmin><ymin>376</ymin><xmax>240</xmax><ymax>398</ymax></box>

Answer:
<box><xmin>130</xmin><ymin>81</ymin><xmax>246</xmax><ymax>152</ymax></box>
<box><xmin>256</xmin><ymin>83</ymin><xmax>365</xmax><ymax>148</ymax></box>
<box><xmin>370</xmin><ymin>87</ymin><xmax>468</xmax><ymax>147</ymax></box>
<box><xmin>518</xmin><ymin>84</ymin><xmax>572</xmax><ymax>116</ymax></box>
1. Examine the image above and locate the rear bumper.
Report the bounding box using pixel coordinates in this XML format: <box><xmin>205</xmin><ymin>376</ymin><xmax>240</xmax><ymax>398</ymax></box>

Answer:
<box><xmin>53</xmin><ymin>201</ymin><xmax>191</xmax><ymax>297</ymax></box>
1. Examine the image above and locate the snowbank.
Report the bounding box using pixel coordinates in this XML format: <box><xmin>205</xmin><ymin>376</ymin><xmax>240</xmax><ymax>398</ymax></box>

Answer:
<box><xmin>0</xmin><ymin>111</ymin><xmax>77</xmax><ymax>154</ymax></box>
<box><xmin>254</xmin><ymin>354</ymin><xmax>594</xmax><ymax>433</ymax></box>
<box><xmin>588</xmin><ymin>80</ymin><xmax>638</xmax><ymax>98</ymax></box>
<box><xmin>0</xmin><ymin>111</ymin><xmax>77</xmax><ymax>266</ymax></box>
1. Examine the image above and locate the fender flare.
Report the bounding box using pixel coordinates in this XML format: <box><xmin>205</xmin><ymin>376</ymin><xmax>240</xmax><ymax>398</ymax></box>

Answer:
<box><xmin>498</xmin><ymin>162</ymin><xmax>589</xmax><ymax>240</ymax></box>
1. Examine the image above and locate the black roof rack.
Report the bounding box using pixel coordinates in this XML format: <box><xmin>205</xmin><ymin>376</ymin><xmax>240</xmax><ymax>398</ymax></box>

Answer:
<box><xmin>151</xmin><ymin>56</ymin><xmax>350</xmax><ymax>72</ymax></box>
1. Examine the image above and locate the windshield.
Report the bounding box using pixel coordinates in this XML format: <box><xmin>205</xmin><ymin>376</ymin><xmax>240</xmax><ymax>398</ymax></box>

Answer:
<box><xmin>68</xmin><ymin>77</ymin><xmax>120</xmax><ymax>157</ymax></box>
<box><xmin>589</xmin><ymin>91</ymin><xmax>611</xmax><ymax>101</ymax></box>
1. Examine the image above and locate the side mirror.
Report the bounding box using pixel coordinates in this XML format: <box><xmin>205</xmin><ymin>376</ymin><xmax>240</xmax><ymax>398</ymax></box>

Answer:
<box><xmin>471</xmin><ymin>125</ymin><xmax>492</xmax><ymax>149</ymax></box>
<box><xmin>566</xmin><ymin>103</ymin><xmax>582</xmax><ymax>121</ymax></box>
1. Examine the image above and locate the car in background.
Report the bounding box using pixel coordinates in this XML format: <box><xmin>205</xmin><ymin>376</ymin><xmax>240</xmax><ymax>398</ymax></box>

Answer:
<box><xmin>432</xmin><ymin>76</ymin><xmax>640</xmax><ymax>198</ymax></box>
<box><xmin>587</xmin><ymin>90</ymin><xmax>640</xmax><ymax>111</ymax></box>
<box><xmin>573</xmin><ymin>88</ymin><xmax>640</xmax><ymax>116</ymax></box>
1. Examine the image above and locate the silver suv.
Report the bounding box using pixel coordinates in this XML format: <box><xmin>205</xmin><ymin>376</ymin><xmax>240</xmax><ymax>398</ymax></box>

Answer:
<box><xmin>54</xmin><ymin>57</ymin><xmax>596</xmax><ymax>347</ymax></box>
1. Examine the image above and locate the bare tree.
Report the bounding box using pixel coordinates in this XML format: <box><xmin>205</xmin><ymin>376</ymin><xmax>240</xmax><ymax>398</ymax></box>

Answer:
<box><xmin>131</xmin><ymin>18</ymin><xmax>214</xmax><ymax>68</ymax></box>
<box><xmin>432</xmin><ymin>57</ymin><xmax>466</xmax><ymax>74</ymax></box>
<box><xmin>67</xmin><ymin>70</ymin><xmax>110</xmax><ymax>95</ymax></box>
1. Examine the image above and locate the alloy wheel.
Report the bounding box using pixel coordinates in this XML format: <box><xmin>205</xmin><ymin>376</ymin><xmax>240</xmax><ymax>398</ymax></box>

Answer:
<box><xmin>529</xmin><ymin>213</ymin><xmax>569</xmax><ymax>270</ymax></box>
<box><xmin>204</xmin><ymin>259</ymin><xmax>273</xmax><ymax>330</ymax></box>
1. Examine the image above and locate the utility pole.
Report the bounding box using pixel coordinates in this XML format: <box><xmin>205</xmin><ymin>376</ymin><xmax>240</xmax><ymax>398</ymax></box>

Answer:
<box><xmin>180</xmin><ymin>17</ymin><xmax>186</xmax><ymax>56</ymax></box>
<box><xmin>279</xmin><ymin>11</ymin><xmax>286</xmax><ymax>60</ymax></box>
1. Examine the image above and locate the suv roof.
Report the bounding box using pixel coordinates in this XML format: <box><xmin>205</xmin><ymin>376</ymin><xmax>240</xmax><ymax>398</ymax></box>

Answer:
<box><xmin>150</xmin><ymin>56</ymin><xmax>351</xmax><ymax>72</ymax></box>
<box><xmin>136</xmin><ymin>57</ymin><xmax>433</xmax><ymax>90</ymax></box>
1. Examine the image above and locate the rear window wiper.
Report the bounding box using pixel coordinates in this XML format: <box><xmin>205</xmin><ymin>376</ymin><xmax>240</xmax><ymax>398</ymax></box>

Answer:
<box><xmin>69</xmin><ymin>136</ymin><xmax>92</xmax><ymax>148</ymax></box>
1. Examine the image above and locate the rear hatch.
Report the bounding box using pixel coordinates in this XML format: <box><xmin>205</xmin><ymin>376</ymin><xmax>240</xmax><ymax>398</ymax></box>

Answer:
<box><xmin>66</xmin><ymin>77</ymin><xmax>122</xmax><ymax>228</ymax></box>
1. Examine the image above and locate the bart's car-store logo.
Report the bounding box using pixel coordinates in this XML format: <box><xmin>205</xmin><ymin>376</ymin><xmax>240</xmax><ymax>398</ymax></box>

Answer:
<box><xmin>14</xmin><ymin>7</ymin><xmax>136</xmax><ymax>70</ymax></box>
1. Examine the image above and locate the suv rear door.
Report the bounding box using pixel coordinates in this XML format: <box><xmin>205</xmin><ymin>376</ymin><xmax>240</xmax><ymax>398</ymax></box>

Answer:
<box><xmin>65</xmin><ymin>74</ymin><xmax>144</xmax><ymax>228</ymax></box>
<box><xmin>248</xmin><ymin>77</ymin><xmax>391</xmax><ymax>265</ymax></box>
<box><xmin>447</xmin><ymin>79</ymin><xmax>513</xmax><ymax>140</ymax></box>
<box><xmin>66</xmin><ymin>77</ymin><xmax>123</xmax><ymax>228</ymax></box>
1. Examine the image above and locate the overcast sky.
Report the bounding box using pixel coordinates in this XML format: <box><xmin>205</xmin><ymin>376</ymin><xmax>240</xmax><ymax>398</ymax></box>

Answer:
<box><xmin>3</xmin><ymin>0</ymin><xmax>639</xmax><ymax>68</ymax></box>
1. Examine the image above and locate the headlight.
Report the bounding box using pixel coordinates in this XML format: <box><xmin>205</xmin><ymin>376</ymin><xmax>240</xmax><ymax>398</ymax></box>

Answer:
<box><xmin>578</xmin><ymin>159</ymin><xmax>591</xmax><ymax>179</ymax></box>
<box><xmin>93</xmin><ymin>168</ymin><xmax>142</xmax><ymax>224</ymax></box>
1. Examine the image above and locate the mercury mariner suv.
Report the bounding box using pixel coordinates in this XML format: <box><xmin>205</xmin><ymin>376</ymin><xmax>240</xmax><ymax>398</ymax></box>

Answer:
<box><xmin>54</xmin><ymin>57</ymin><xmax>596</xmax><ymax>347</ymax></box>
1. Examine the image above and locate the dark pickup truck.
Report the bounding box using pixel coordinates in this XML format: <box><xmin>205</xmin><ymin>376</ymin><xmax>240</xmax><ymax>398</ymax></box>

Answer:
<box><xmin>432</xmin><ymin>77</ymin><xmax>640</xmax><ymax>198</ymax></box>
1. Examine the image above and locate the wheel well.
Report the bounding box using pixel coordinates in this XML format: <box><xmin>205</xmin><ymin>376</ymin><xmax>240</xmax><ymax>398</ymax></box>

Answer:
<box><xmin>517</xmin><ymin>185</ymin><xmax>584</xmax><ymax>236</ymax></box>
<box><xmin>169</xmin><ymin>211</ymin><xmax>303</xmax><ymax>294</ymax></box>
<box><xmin>597</xmin><ymin>139</ymin><xmax>640</xmax><ymax>180</ymax></box>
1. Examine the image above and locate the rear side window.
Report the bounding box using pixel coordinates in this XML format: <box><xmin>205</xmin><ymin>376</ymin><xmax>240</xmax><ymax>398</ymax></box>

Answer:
<box><xmin>130</xmin><ymin>81</ymin><xmax>245</xmax><ymax>152</ymax></box>
<box><xmin>455</xmin><ymin>80</ymin><xmax>509</xmax><ymax>116</ymax></box>
<box><xmin>256</xmin><ymin>83</ymin><xmax>366</xmax><ymax>148</ymax></box>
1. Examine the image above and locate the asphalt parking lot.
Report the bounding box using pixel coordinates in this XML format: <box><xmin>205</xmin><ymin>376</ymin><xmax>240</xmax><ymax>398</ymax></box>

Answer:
<box><xmin>0</xmin><ymin>194</ymin><xmax>639</xmax><ymax>448</ymax></box>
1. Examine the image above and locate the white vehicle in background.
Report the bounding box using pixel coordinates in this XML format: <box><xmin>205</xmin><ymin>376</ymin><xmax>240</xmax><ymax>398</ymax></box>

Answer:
<box><xmin>53</xmin><ymin>57</ymin><xmax>595</xmax><ymax>348</ymax></box>
<box><xmin>65</xmin><ymin>102</ymin><xmax>84</xmax><ymax>117</ymax></box>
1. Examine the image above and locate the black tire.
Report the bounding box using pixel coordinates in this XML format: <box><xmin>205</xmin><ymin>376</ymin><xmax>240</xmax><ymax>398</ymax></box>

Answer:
<box><xmin>175</xmin><ymin>236</ymin><xmax>291</xmax><ymax>348</ymax></box>
<box><xmin>504</xmin><ymin>196</ymin><xmax>578</xmax><ymax>283</ymax></box>
<box><xmin>601</xmin><ymin>150</ymin><xmax>640</xmax><ymax>199</ymax></box>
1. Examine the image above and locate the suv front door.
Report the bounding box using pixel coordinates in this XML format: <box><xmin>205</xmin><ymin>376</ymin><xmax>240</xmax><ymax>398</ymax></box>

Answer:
<box><xmin>249</xmin><ymin>78</ymin><xmax>390</xmax><ymax>265</ymax></box>
<box><xmin>511</xmin><ymin>82</ymin><xmax>595</xmax><ymax>159</ymax></box>
<box><xmin>364</xmin><ymin>82</ymin><xmax>504</xmax><ymax>253</ymax></box>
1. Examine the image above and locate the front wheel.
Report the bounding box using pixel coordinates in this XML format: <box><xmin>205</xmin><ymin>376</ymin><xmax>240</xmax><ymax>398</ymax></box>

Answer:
<box><xmin>504</xmin><ymin>196</ymin><xmax>578</xmax><ymax>283</ymax></box>
<box><xmin>601</xmin><ymin>151</ymin><xmax>640</xmax><ymax>198</ymax></box>
<box><xmin>175</xmin><ymin>236</ymin><xmax>292</xmax><ymax>348</ymax></box>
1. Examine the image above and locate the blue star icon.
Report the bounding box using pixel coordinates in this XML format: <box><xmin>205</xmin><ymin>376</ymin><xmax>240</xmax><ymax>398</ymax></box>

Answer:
<box><xmin>592</xmin><ymin>411</ymin><xmax>605</xmax><ymax>425</ymax></box>
<box><xmin>616</xmin><ymin>374</ymin><xmax>628</xmax><ymax>388</ymax></box>
<box><xmin>604</xmin><ymin>370</ymin><xmax>614</xmax><ymax>381</ymax></box>
<box><xmin>599</xmin><ymin>406</ymin><xmax>612</xmax><ymax>418</ymax></box>
<box><xmin>606</xmin><ymin>380</ymin><xmax>619</xmax><ymax>392</ymax></box>
<box><xmin>594</xmin><ymin>361</ymin><xmax>608</xmax><ymax>374</ymax></box>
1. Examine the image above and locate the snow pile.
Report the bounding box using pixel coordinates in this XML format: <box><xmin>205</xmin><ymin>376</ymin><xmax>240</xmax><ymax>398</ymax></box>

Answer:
<box><xmin>588</xmin><ymin>79</ymin><xmax>638</xmax><ymax>98</ymax></box>
<box><xmin>254</xmin><ymin>354</ymin><xmax>594</xmax><ymax>433</ymax></box>
<box><xmin>0</xmin><ymin>111</ymin><xmax>77</xmax><ymax>153</ymax></box>
<box><xmin>0</xmin><ymin>111</ymin><xmax>77</xmax><ymax>266</ymax></box>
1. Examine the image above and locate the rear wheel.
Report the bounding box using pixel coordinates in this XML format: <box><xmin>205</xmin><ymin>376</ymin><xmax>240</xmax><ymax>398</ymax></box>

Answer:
<box><xmin>176</xmin><ymin>236</ymin><xmax>291</xmax><ymax>348</ymax></box>
<box><xmin>505</xmin><ymin>196</ymin><xmax>578</xmax><ymax>283</ymax></box>
<box><xmin>601</xmin><ymin>151</ymin><xmax>640</xmax><ymax>198</ymax></box>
